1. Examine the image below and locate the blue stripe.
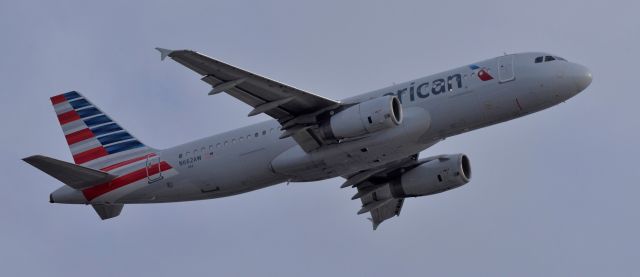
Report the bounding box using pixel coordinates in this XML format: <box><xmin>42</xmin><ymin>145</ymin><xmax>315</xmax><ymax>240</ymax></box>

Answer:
<box><xmin>84</xmin><ymin>115</ymin><xmax>111</xmax><ymax>127</ymax></box>
<box><xmin>64</xmin><ymin>91</ymin><xmax>81</xmax><ymax>101</ymax></box>
<box><xmin>75</xmin><ymin>107</ymin><xmax>101</xmax><ymax>118</ymax></box>
<box><xmin>97</xmin><ymin>132</ymin><xmax>133</xmax><ymax>145</ymax></box>
<box><xmin>69</xmin><ymin>98</ymin><xmax>91</xmax><ymax>109</ymax></box>
<box><xmin>90</xmin><ymin>123</ymin><xmax>122</xmax><ymax>136</ymax></box>
<box><xmin>105</xmin><ymin>140</ymin><xmax>144</xmax><ymax>154</ymax></box>
<box><xmin>469</xmin><ymin>64</ymin><xmax>480</xmax><ymax>70</ymax></box>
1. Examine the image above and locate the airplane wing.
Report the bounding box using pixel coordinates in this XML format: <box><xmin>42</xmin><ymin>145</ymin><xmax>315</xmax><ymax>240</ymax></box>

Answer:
<box><xmin>342</xmin><ymin>154</ymin><xmax>419</xmax><ymax>230</ymax></box>
<box><xmin>156</xmin><ymin>48</ymin><xmax>341</xmax><ymax>152</ymax></box>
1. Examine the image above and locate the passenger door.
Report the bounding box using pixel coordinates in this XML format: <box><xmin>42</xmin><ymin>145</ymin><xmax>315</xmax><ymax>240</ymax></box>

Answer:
<box><xmin>497</xmin><ymin>55</ymin><xmax>515</xmax><ymax>83</ymax></box>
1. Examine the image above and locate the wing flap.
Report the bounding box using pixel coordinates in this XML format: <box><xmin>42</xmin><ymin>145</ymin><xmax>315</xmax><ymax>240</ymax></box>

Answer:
<box><xmin>369</xmin><ymin>199</ymin><xmax>404</xmax><ymax>230</ymax></box>
<box><xmin>342</xmin><ymin>153</ymin><xmax>424</xmax><ymax>230</ymax></box>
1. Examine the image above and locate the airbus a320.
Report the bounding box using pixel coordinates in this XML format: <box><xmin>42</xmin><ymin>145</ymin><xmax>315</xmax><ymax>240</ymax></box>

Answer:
<box><xmin>24</xmin><ymin>49</ymin><xmax>592</xmax><ymax>229</ymax></box>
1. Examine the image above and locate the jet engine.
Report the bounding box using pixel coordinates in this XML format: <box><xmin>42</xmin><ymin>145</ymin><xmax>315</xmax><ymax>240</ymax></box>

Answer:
<box><xmin>324</xmin><ymin>95</ymin><xmax>402</xmax><ymax>139</ymax></box>
<box><xmin>390</xmin><ymin>154</ymin><xmax>471</xmax><ymax>198</ymax></box>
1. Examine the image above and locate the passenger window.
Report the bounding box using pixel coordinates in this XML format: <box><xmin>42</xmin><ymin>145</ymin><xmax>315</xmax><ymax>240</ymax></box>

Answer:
<box><xmin>239</xmin><ymin>137</ymin><xmax>244</xmax><ymax>142</ymax></box>
<box><xmin>262</xmin><ymin>130</ymin><xmax>266</xmax><ymax>135</ymax></box>
<box><xmin>216</xmin><ymin>143</ymin><xmax>221</xmax><ymax>148</ymax></box>
<box><xmin>232</xmin><ymin>138</ymin><xmax>236</xmax><ymax>144</ymax></box>
<box><xmin>535</xmin><ymin>56</ymin><xmax>543</xmax><ymax>63</ymax></box>
<box><xmin>246</xmin><ymin>134</ymin><xmax>251</xmax><ymax>140</ymax></box>
<box><xmin>545</xmin><ymin>56</ymin><xmax>555</xmax><ymax>62</ymax></box>
<box><xmin>224</xmin><ymin>141</ymin><xmax>228</xmax><ymax>146</ymax></box>
<box><xmin>255</xmin><ymin>132</ymin><xmax>259</xmax><ymax>137</ymax></box>
<box><xmin>209</xmin><ymin>145</ymin><xmax>214</xmax><ymax>155</ymax></box>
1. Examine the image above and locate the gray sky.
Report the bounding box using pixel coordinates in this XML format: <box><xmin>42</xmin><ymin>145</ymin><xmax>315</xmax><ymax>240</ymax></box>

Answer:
<box><xmin>1</xmin><ymin>0</ymin><xmax>639</xmax><ymax>276</ymax></box>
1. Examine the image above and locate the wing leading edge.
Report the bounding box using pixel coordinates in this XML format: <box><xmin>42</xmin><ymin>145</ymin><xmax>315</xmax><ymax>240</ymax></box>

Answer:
<box><xmin>155</xmin><ymin>48</ymin><xmax>341</xmax><ymax>152</ymax></box>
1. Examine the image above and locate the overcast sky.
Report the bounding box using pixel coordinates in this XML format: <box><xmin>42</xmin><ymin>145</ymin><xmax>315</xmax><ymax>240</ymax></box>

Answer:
<box><xmin>1</xmin><ymin>0</ymin><xmax>639</xmax><ymax>276</ymax></box>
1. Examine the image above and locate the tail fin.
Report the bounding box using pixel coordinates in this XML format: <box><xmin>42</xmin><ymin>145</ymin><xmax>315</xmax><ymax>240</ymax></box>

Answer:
<box><xmin>50</xmin><ymin>91</ymin><xmax>153</xmax><ymax>170</ymax></box>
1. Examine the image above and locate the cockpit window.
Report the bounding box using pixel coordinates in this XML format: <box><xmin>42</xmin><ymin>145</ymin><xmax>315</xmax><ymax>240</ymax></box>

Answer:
<box><xmin>536</xmin><ymin>55</ymin><xmax>567</xmax><ymax>64</ymax></box>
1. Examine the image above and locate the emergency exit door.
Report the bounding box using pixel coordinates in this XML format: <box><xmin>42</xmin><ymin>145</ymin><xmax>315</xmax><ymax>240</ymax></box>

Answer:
<box><xmin>146</xmin><ymin>154</ymin><xmax>163</xmax><ymax>183</ymax></box>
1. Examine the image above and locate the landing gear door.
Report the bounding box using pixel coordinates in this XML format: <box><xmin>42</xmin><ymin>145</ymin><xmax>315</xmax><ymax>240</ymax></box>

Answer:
<box><xmin>498</xmin><ymin>55</ymin><xmax>515</xmax><ymax>83</ymax></box>
<box><xmin>146</xmin><ymin>154</ymin><xmax>163</xmax><ymax>183</ymax></box>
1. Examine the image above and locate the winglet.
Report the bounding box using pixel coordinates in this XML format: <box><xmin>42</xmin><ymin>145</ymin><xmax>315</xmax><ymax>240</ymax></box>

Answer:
<box><xmin>155</xmin><ymin>47</ymin><xmax>174</xmax><ymax>61</ymax></box>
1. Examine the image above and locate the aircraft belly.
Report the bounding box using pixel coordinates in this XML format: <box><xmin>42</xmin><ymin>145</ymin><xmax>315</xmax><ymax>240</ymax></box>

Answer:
<box><xmin>271</xmin><ymin>107</ymin><xmax>431</xmax><ymax>181</ymax></box>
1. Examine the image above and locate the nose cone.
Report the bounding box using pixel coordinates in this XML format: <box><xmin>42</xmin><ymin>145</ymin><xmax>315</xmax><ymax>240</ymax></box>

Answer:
<box><xmin>572</xmin><ymin>64</ymin><xmax>592</xmax><ymax>93</ymax></box>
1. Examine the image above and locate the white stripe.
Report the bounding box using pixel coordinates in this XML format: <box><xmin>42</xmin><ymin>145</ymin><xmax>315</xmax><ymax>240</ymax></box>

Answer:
<box><xmin>81</xmin><ymin>113</ymin><xmax>105</xmax><ymax>121</ymax></box>
<box><xmin>74</xmin><ymin>105</ymin><xmax>95</xmax><ymax>112</ymax></box>
<box><xmin>102</xmin><ymin>138</ymin><xmax>136</xmax><ymax>148</ymax></box>
<box><xmin>54</xmin><ymin>102</ymin><xmax>73</xmax><ymax>114</ymax></box>
<box><xmin>86</xmin><ymin>121</ymin><xmax>114</xmax><ymax>131</ymax></box>
<box><xmin>68</xmin><ymin>97</ymin><xmax>85</xmax><ymax>103</ymax></box>
<box><xmin>70</xmin><ymin>138</ymin><xmax>101</xmax><ymax>155</ymax></box>
<box><xmin>62</xmin><ymin>120</ymin><xmax>87</xmax><ymax>135</ymax></box>
<box><xmin>95</xmin><ymin>130</ymin><xmax>126</xmax><ymax>139</ymax></box>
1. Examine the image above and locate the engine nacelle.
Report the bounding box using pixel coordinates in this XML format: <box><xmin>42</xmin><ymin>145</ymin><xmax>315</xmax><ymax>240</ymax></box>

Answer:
<box><xmin>325</xmin><ymin>95</ymin><xmax>402</xmax><ymax>139</ymax></box>
<box><xmin>390</xmin><ymin>154</ymin><xmax>471</xmax><ymax>198</ymax></box>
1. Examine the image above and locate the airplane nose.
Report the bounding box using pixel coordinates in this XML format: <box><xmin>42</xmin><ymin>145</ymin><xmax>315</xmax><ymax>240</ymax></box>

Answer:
<box><xmin>572</xmin><ymin>64</ymin><xmax>592</xmax><ymax>92</ymax></box>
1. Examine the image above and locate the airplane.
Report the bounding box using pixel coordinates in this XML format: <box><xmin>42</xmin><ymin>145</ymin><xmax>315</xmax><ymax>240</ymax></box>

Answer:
<box><xmin>23</xmin><ymin>48</ymin><xmax>592</xmax><ymax>229</ymax></box>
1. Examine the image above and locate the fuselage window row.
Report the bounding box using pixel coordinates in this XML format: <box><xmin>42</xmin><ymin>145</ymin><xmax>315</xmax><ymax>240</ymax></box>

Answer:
<box><xmin>179</xmin><ymin>128</ymin><xmax>277</xmax><ymax>159</ymax></box>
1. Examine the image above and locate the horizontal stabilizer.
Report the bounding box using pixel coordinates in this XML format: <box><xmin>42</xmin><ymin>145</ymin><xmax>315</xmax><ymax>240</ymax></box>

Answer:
<box><xmin>23</xmin><ymin>155</ymin><xmax>115</xmax><ymax>190</ymax></box>
<box><xmin>92</xmin><ymin>204</ymin><xmax>123</xmax><ymax>220</ymax></box>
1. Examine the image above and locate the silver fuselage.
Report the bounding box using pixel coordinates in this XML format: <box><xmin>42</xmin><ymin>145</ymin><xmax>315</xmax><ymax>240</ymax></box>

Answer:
<box><xmin>52</xmin><ymin>52</ymin><xmax>592</xmax><ymax>204</ymax></box>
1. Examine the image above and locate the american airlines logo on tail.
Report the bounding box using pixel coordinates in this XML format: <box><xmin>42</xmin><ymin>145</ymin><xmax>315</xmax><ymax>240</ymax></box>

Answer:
<box><xmin>45</xmin><ymin>91</ymin><xmax>179</xmax><ymax>205</ymax></box>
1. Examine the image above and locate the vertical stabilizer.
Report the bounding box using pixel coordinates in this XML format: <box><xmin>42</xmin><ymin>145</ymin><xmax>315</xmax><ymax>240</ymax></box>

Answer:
<box><xmin>50</xmin><ymin>91</ymin><xmax>153</xmax><ymax>170</ymax></box>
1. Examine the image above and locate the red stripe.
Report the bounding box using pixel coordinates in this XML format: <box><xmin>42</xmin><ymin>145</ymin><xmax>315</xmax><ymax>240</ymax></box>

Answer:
<box><xmin>73</xmin><ymin>146</ymin><xmax>108</xmax><ymax>164</ymax></box>
<box><xmin>50</xmin><ymin>95</ymin><xmax>66</xmax><ymax>105</ymax></box>
<box><xmin>57</xmin><ymin>110</ymin><xmax>81</xmax><ymax>125</ymax></box>
<box><xmin>82</xmin><ymin>161</ymin><xmax>172</xmax><ymax>201</ymax></box>
<box><xmin>65</xmin><ymin>128</ymin><xmax>94</xmax><ymax>145</ymax></box>
<box><xmin>100</xmin><ymin>153</ymin><xmax>156</xmax><ymax>172</ymax></box>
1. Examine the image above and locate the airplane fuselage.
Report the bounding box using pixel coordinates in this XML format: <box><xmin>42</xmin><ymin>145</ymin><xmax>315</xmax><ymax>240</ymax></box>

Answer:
<box><xmin>51</xmin><ymin>52</ymin><xmax>591</xmax><ymax>204</ymax></box>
